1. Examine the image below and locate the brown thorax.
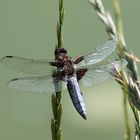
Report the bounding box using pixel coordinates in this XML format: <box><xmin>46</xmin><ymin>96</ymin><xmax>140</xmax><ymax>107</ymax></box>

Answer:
<box><xmin>54</xmin><ymin>47</ymin><xmax>75</xmax><ymax>76</ymax></box>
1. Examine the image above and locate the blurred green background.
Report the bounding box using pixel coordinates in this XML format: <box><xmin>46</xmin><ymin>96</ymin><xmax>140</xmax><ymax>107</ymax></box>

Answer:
<box><xmin>0</xmin><ymin>0</ymin><xmax>140</xmax><ymax>140</ymax></box>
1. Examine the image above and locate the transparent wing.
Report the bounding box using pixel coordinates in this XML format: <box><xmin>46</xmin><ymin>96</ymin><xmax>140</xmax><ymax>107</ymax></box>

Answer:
<box><xmin>8</xmin><ymin>75</ymin><xmax>67</xmax><ymax>93</ymax></box>
<box><xmin>80</xmin><ymin>70</ymin><xmax>110</xmax><ymax>86</ymax></box>
<box><xmin>75</xmin><ymin>39</ymin><xmax>117</xmax><ymax>69</ymax></box>
<box><xmin>80</xmin><ymin>59</ymin><xmax>127</xmax><ymax>86</ymax></box>
<box><xmin>0</xmin><ymin>56</ymin><xmax>54</xmax><ymax>74</ymax></box>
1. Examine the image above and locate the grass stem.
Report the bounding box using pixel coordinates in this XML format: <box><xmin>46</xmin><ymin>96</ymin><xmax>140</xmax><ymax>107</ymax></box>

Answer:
<box><xmin>89</xmin><ymin>0</ymin><xmax>140</xmax><ymax>139</ymax></box>
<box><xmin>51</xmin><ymin>0</ymin><xmax>64</xmax><ymax>140</ymax></box>
<box><xmin>113</xmin><ymin>0</ymin><xmax>131</xmax><ymax>139</ymax></box>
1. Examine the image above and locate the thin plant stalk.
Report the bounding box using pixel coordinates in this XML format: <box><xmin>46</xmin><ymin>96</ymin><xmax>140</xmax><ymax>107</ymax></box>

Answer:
<box><xmin>113</xmin><ymin>1</ymin><xmax>140</xmax><ymax>140</ymax></box>
<box><xmin>113</xmin><ymin>0</ymin><xmax>131</xmax><ymax>139</ymax></box>
<box><xmin>89</xmin><ymin>0</ymin><xmax>140</xmax><ymax>140</ymax></box>
<box><xmin>51</xmin><ymin>0</ymin><xmax>65</xmax><ymax>140</ymax></box>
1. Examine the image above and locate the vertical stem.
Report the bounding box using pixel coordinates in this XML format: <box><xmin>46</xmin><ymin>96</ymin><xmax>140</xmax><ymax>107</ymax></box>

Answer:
<box><xmin>130</xmin><ymin>103</ymin><xmax>140</xmax><ymax>140</ymax></box>
<box><xmin>113</xmin><ymin>0</ymin><xmax>125</xmax><ymax>58</ymax></box>
<box><xmin>113</xmin><ymin>0</ymin><xmax>131</xmax><ymax>140</ymax></box>
<box><xmin>51</xmin><ymin>0</ymin><xmax>64</xmax><ymax>140</ymax></box>
<box><xmin>123</xmin><ymin>90</ymin><xmax>131</xmax><ymax>140</ymax></box>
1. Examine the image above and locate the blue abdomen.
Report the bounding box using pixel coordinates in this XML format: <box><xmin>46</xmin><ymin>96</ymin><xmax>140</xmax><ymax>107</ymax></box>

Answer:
<box><xmin>67</xmin><ymin>76</ymin><xmax>87</xmax><ymax>120</ymax></box>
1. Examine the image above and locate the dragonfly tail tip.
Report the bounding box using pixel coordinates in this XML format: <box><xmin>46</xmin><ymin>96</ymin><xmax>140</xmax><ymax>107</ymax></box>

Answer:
<box><xmin>82</xmin><ymin>114</ymin><xmax>87</xmax><ymax>120</ymax></box>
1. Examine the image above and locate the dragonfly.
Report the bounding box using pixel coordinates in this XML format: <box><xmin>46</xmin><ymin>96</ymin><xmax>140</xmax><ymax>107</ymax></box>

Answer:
<box><xmin>0</xmin><ymin>39</ymin><xmax>127</xmax><ymax>120</ymax></box>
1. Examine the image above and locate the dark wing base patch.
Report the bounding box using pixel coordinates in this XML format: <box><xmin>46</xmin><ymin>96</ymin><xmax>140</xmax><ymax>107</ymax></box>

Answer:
<box><xmin>76</xmin><ymin>68</ymin><xmax>88</xmax><ymax>81</ymax></box>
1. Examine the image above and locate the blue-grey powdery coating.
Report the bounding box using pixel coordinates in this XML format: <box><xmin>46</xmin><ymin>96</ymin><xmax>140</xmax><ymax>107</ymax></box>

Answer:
<box><xmin>67</xmin><ymin>76</ymin><xmax>87</xmax><ymax>120</ymax></box>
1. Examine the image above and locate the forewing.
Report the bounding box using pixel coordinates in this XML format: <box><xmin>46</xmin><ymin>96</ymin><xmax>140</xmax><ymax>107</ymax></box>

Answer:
<box><xmin>80</xmin><ymin>59</ymin><xmax>127</xmax><ymax>86</ymax></box>
<box><xmin>0</xmin><ymin>56</ymin><xmax>54</xmax><ymax>74</ymax></box>
<box><xmin>8</xmin><ymin>75</ymin><xmax>67</xmax><ymax>93</ymax></box>
<box><xmin>75</xmin><ymin>39</ymin><xmax>117</xmax><ymax>69</ymax></box>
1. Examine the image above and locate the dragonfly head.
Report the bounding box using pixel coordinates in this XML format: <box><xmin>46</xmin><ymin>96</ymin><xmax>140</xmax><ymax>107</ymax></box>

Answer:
<box><xmin>55</xmin><ymin>48</ymin><xmax>69</xmax><ymax>61</ymax></box>
<box><xmin>55</xmin><ymin>48</ymin><xmax>67</xmax><ymax>56</ymax></box>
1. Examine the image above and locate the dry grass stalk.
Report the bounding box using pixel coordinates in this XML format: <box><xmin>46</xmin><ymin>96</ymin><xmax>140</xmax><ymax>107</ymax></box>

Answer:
<box><xmin>88</xmin><ymin>0</ymin><xmax>140</xmax><ymax>140</ymax></box>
